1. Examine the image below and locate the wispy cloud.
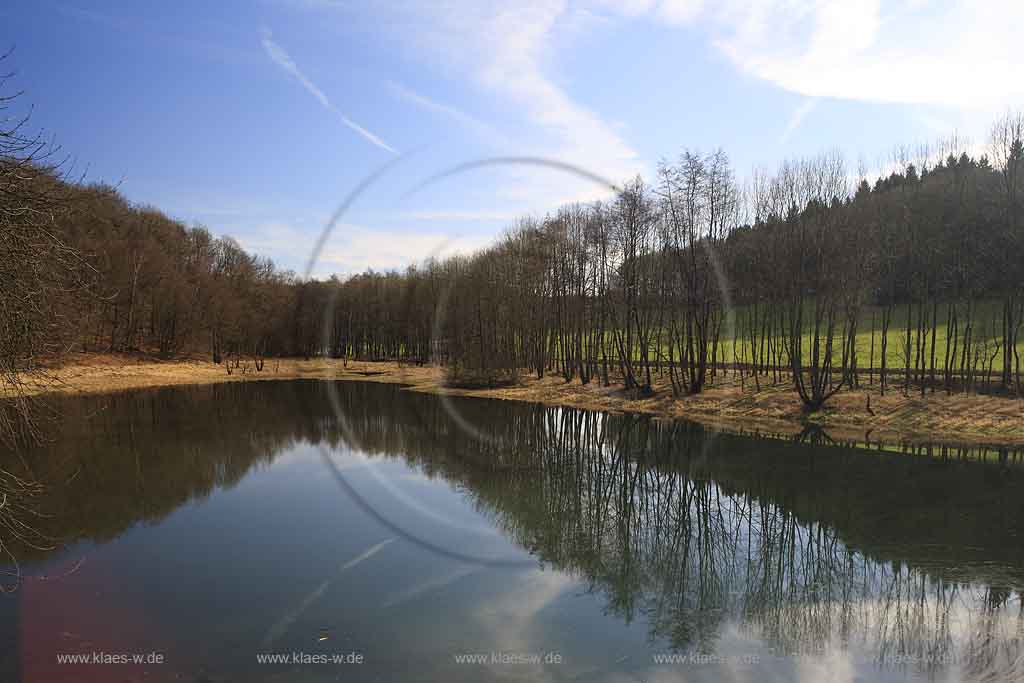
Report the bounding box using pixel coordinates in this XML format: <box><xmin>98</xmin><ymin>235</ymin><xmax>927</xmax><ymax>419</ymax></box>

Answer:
<box><xmin>590</xmin><ymin>0</ymin><xmax>1024</xmax><ymax>112</ymax></box>
<box><xmin>466</xmin><ymin>3</ymin><xmax>644</xmax><ymax>203</ymax></box>
<box><xmin>386</xmin><ymin>81</ymin><xmax>507</xmax><ymax>147</ymax></box>
<box><xmin>654</xmin><ymin>0</ymin><xmax>705</xmax><ymax>25</ymax></box>
<box><xmin>397</xmin><ymin>210</ymin><xmax>519</xmax><ymax>222</ymax></box>
<box><xmin>280</xmin><ymin>0</ymin><xmax>1024</xmax><ymax>220</ymax></box>
<box><xmin>233</xmin><ymin>220</ymin><xmax>493</xmax><ymax>277</ymax></box>
<box><xmin>466</xmin><ymin>569</ymin><xmax>575</xmax><ymax>676</ymax></box>
<box><xmin>341</xmin><ymin>2</ymin><xmax>645</xmax><ymax>209</ymax></box>
<box><xmin>321</xmin><ymin>225</ymin><xmax>493</xmax><ymax>273</ymax></box>
<box><xmin>260</xmin><ymin>28</ymin><xmax>398</xmax><ymax>154</ymax></box>
<box><xmin>709</xmin><ymin>0</ymin><xmax>1024</xmax><ymax>110</ymax></box>
<box><xmin>780</xmin><ymin>98</ymin><xmax>816</xmax><ymax>144</ymax></box>
<box><xmin>592</xmin><ymin>0</ymin><xmax>703</xmax><ymax>25</ymax></box>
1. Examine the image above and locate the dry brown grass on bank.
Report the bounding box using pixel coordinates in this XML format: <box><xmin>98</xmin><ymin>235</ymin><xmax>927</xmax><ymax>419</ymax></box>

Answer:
<box><xmin>5</xmin><ymin>353</ymin><xmax>1024</xmax><ymax>448</ymax></box>
<box><xmin>435</xmin><ymin>369</ymin><xmax>1024</xmax><ymax>448</ymax></box>
<box><xmin>5</xmin><ymin>352</ymin><xmax>438</xmax><ymax>399</ymax></box>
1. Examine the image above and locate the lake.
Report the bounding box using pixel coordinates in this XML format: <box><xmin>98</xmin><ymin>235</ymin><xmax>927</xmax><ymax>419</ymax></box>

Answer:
<box><xmin>1</xmin><ymin>380</ymin><xmax>1022</xmax><ymax>682</ymax></box>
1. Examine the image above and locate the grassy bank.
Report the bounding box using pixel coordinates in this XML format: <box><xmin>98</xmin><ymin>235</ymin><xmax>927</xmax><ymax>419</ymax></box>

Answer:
<box><xmin>6</xmin><ymin>352</ymin><xmax>1023</xmax><ymax>449</ymax></box>
<box><xmin>598</xmin><ymin>300</ymin><xmax>1024</xmax><ymax>376</ymax></box>
<box><xmin>724</xmin><ymin>300</ymin><xmax>1024</xmax><ymax>372</ymax></box>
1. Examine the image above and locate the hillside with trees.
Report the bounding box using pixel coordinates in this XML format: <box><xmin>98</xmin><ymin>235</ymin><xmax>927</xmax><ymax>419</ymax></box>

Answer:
<box><xmin>2</xmin><ymin>63</ymin><xmax>1023</xmax><ymax>444</ymax></box>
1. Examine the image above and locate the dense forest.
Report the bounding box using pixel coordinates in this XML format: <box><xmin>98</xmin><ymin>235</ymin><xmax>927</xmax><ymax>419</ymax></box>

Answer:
<box><xmin>3</xmin><ymin>65</ymin><xmax>1023</xmax><ymax>441</ymax></box>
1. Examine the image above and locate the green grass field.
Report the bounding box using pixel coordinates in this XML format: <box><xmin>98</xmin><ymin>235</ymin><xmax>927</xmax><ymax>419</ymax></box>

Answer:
<box><xmin>718</xmin><ymin>300</ymin><xmax>1023</xmax><ymax>375</ymax></box>
<box><xmin>574</xmin><ymin>300</ymin><xmax>1023</xmax><ymax>376</ymax></box>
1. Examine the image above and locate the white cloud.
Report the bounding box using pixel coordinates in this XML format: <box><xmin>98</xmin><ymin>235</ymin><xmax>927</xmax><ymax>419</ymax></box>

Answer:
<box><xmin>590</xmin><ymin>1</ymin><xmax>1024</xmax><ymax>124</ymax></box>
<box><xmin>397</xmin><ymin>210</ymin><xmax>520</xmax><ymax>222</ymax></box>
<box><xmin>468</xmin><ymin>3</ymin><xmax>643</xmax><ymax>190</ymax></box>
<box><xmin>708</xmin><ymin>0</ymin><xmax>1024</xmax><ymax>110</ymax></box>
<box><xmin>260</xmin><ymin>28</ymin><xmax>399</xmax><ymax>154</ymax></box>
<box><xmin>591</xmin><ymin>0</ymin><xmax>703</xmax><ymax>25</ymax></box>
<box><xmin>385</xmin><ymin>81</ymin><xmax>508</xmax><ymax>147</ymax></box>
<box><xmin>361</xmin><ymin>2</ymin><xmax>646</xmax><ymax>209</ymax></box>
<box><xmin>234</xmin><ymin>220</ymin><xmax>493</xmax><ymax>277</ymax></box>
<box><xmin>231</xmin><ymin>221</ymin><xmax>311</xmax><ymax>265</ymax></box>
<box><xmin>466</xmin><ymin>569</ymin><xmax>575</xmax><ymax>678</ymax></box>
<box><xmin>656</xmin><ymin>0</ymin><xmax>705</xmax><ymax>25</ymax></box>
<box><xmin>287</xmin><ymin>0</ymin><xmax>1024</xmax><ymax>222</ymax></box>
<box><xmin>781</xmin><ymin>98</ymin><xmax>817</xmax><ymax>144</ymax></box>
<box><xmin>321</xmin><ymin>225</ymin><xmax>493</xmax><ymax>274</ymax></box>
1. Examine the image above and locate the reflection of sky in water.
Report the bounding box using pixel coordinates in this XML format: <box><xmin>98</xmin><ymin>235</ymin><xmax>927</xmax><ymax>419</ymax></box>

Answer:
<box><xmin>1</xmin><ymin>381</ymin><xmax>1021</xmax><ymax>682</ymax></box>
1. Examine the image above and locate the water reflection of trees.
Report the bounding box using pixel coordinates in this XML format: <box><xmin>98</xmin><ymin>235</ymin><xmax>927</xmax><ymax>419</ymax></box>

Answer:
<box><xmin>2</xmin><ymin>381</ymin><xmax>1022</xmax><ymax>677</ymax></box>
<box><xmin>0</xmin><ymin>381</ymin><xmax>360</xmax><ymax>560</ymax></box>
<box><xmin>341</xmin><ymin>394</ymin><xmax>1024</xmax><ymax>679</ymax></box>
<box><xmin>502</xmin><ymin>416</ymin><xmax>1019</xmax><ymax>680</ymax></box>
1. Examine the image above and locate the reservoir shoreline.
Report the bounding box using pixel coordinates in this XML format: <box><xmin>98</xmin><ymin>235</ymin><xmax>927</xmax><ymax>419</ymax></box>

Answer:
<box><xmin>9</xmin><ymin>352</ymin><xmax>1024</xmax><ymax>449</ymax></box>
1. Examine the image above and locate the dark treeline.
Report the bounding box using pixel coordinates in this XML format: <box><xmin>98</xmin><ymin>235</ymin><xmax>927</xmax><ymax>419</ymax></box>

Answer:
<box><xmin>0</xmin><ymin>70</ymin><xmax>324</xmax><ymax>398</ymax></box>
<box><xmin>4</xmin><ymin>53</ymin><xmax>1024</xmax><ymax>423</ymax></box>
<box><xmin>333</xmin><ymin>129</ymin><xmax>1024</xmax><ymax>409</ymax></box>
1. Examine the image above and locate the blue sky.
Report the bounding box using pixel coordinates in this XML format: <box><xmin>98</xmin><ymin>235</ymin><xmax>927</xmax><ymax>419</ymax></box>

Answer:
<box><xmin>3</xmin><ymin>1</ymin><xmax>1022</xmax><ymax>277</ymax></box>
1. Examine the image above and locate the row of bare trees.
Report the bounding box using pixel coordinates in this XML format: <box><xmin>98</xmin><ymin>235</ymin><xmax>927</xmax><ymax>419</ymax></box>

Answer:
<box><xmin>0</xmin><ymin>61</ymin><xmax>91</xmax><ymax>445</ymax></box>
<box><xmin>3</xmin><ymin>51</ymin><xmax>1023</xmax><ymax>435</ymax></box>
<box><xmin>313</xmin><ymin>127</ymin><xmax>1023</xmax><ymax>410</ymax></box>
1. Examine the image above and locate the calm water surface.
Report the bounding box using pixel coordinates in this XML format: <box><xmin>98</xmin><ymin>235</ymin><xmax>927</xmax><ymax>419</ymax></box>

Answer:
<box><xmin>1</xmin><ymin>380</ymin><xmax>1022</xmax><ymax>682</ymax></box>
